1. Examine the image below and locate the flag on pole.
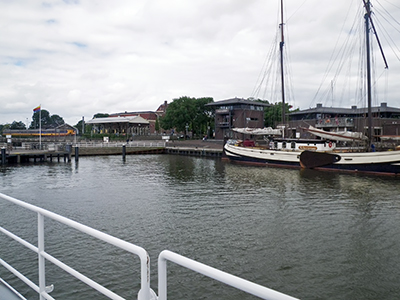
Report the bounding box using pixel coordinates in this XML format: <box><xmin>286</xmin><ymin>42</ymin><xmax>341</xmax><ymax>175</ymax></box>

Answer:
<box><xmin>33</xmin><ymin>105</ymin><xmax>41</xmax><ymax>113</ymax></box>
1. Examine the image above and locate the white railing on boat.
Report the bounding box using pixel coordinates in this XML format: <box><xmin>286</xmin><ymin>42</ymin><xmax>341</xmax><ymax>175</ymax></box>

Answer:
<box><xmin>0</xmin><ymin>193</ymin><xmax>298</xmax><ymax>300</ymax></box>
<box><xmin>158</xmin><ymin>250</ymin><xmax>298</xmax><ymax>300</ymax></box>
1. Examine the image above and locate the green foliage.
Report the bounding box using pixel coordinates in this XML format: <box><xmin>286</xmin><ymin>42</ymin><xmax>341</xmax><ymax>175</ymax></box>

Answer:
<box><xmin>30</xmin><ymin>109</ymin><xmax>65</xmax><ymax>129</ymax></box>
<box><xmin>155</xmin><ymin>117</ymin><xmax>160</xmax><ymax>133</ymax></box>
<box><xmin>10</xmin><ymin>121</ymin><xmax>26</xmax><ymax>130</ymax></box>
<box><xmin>160</xmin><ymin>96</ymin><xmax>214</xmax><ymax>138</ymax></box>
<box><xmin>194</xmin><ymin>97</ymin><xmax>214</xmax><ymax>132</ymax></box>
<box><xmin>75</xmin><ymin>119</ymin><xmax>93</xmax><ymax>136</ymax></box>
<box><xmin>50</xmin><ymin>114</ymin><xmax>65</xmax><ymax>127</ymax></box>
<box><xmin>93</xmin><ymin>113</ymin><xmax>110</xmax><ymax>118</ymax></box>
<box><xmin>0</xmin><ymin>124</ymin><xmax>7</xmax><ymax>134</ymax></box>
<box><xmin>264</xmin><ymin>102</ymin><xmax>295</xmax><ymax>127</ymax></box>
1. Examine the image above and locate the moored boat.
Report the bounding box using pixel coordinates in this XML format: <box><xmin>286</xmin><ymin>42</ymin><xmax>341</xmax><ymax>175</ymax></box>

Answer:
<box><xmin>223</xmin><ymin>0</ymin><xmax>400</xmax><ymax>176</ymax></box>
<box><xmin>224</xmin><ymin>137</ymin><xmax>336</xmax><ymax>168</ymax></box>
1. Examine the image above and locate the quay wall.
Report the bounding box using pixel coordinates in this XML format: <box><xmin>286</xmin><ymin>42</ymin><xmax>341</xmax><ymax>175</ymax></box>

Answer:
<box><xmin>73</xmin><ymin>146</ymin><xmax>165</xmax><ymax>156</ymax></box>
<box><xmin>72</xmin><ymin>140</ymin><xmax>224</xmax><ymax>157</ymax></box>
<box><xmin>1</xmin><ymin>140</ymin><xmax>224</xmax><ymax>164</ymax></box>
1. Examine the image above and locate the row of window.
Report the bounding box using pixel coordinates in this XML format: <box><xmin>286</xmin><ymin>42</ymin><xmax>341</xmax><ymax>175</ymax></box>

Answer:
<box><xmin>219</xmin><ymin>105</ymin><xmax>264</xmax><ymax>111</ymax></box>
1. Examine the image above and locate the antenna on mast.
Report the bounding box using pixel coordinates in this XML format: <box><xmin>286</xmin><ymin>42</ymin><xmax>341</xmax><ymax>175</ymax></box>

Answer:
<box><xmin>279</xmin><ymin>0</ymin><xmax>286</xmax><ymax>131</ymax></box>
<box><xmin>362</xmin><ymin>0</ymin><xmax>389</xmax><ymax>69</ymax></box>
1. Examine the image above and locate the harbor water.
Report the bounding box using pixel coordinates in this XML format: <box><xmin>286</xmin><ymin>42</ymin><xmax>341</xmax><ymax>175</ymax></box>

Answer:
<box><xmin>0</xmin><ymin>154</ymin><xmax>399</xmax><ymax>299</ymax></box>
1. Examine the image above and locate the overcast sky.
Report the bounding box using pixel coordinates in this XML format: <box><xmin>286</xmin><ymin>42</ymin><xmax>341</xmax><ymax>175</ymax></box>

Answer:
<box><xmin>1</xmin><ymin>0</ymin><xmax>399</xmax><ymax>126</ymax></box>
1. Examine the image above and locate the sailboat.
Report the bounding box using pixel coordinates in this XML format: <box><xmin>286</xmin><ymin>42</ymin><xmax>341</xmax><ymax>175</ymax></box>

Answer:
<box><xmin>223</xmin><ymin>0</ymin><xmax>400</xmax><ymax>176</ymax></box>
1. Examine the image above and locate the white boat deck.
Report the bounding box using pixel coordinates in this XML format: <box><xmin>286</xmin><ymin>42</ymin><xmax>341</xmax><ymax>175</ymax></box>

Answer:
<box><xmin>0</xmin><ymin>278</ymin><xmax>26</xmax><ymax>300</ymax></box>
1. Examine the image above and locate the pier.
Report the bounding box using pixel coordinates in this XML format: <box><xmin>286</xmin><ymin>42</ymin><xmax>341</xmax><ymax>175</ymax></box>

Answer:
<box><xmin>164</xmin><ymin>139</ymin><xmax>223</xmax><ymax>158</ymax></box>
<box><xmin>1</xmin><ymin>148</ymin><xmax>71</xmax><ymax>164</ymax></box>
<box><xmin>0</xmin><ymin>140</ymin><xmax>224</xmax><ymax>165</ymax></box>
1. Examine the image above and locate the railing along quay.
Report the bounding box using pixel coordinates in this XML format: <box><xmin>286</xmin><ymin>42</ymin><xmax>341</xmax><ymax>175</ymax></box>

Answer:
<box><xmin>164</xmin><ymin>146</ymin><xmax>222</xmax><ymax>158</ymax></box>
<box><xmin>0</xmin><ymin>193</ymin><xmax>299</xmax><ymax>300</ymax></box>
<box><xmin>1</xmin><ymin>140</ymin><xmax>224</xmax><ymax>164</ymax></box>
<box><xmin>164</xmin><ymin>139</ymin><xmax>224</xmax><ymax>158</ymax></box>
<box><xmin>75</xmin><ymin>141</ymin><xmax>167</xmax><ymax>148</ymax></box>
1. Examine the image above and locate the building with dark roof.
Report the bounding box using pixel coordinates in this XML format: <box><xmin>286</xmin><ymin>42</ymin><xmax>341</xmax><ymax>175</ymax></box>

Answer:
<box><xmin>288</xmin><ymin>102</ymin><xmax>400</xmax><ymax>140</ymax></box>
<box><xmin>206</xmin><ymin>97</ymin><xmax>270</xmax><ymax>139</ymax></box>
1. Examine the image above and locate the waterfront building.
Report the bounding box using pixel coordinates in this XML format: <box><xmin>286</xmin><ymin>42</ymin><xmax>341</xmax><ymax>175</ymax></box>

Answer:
<box><xmin>86</xmin><ymin>115</ymin><xmax>150</xmax><ymax>136</ymax></box>
<box><xmin>206</xmin><ymin>97</ymin><xmax>270</xmax><ymax>139</ymax></box>
<box><xmin>288</xmin><ymin>102</ymin><xmax>400</xmax><ymax>141</ymax></box>
<box><xmin>207</xmin><ymin>99</ymin><xmax>400</xmax><ymax>142</ymax></box>
<box><xmin>86</xmin><ymin>101</ymin><xmax>169</xmax><ymax>136</ymax></box>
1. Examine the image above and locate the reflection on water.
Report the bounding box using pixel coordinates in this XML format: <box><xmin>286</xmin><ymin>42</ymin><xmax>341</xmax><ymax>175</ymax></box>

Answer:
<box><xmin>1</xmin><ymin>155</ymin><xmax>400</xmax><ymax>299</ymax></box>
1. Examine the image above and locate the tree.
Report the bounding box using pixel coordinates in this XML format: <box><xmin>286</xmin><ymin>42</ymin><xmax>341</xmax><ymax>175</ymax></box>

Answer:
<box><xmin>155</xmin><ymin>117</ymin><xmax>160</xmax><ymax>133</ymax></box>
<box><xmin>93</xmin><ymin>113</ymin><xmax>109</xmax><ymax>119</ymax></box>
<box><xmin>10</xmin><ymin>121</ymin><xmax>26</xmax><ymax>130</ymax></box>
<box><xmin>160</xmin><ymin>96</ymin><xmax>214</xmax><ymax>138</ymax></box>
<box><xmin>75</xmin><ymin>119</ymin><xmax>92</xmax><ymax>136</ymax></box>
<box><xmin>29</xmin><ymin>109</ymin><xmax>65</xmax><ymax>129</ymax></box>
<box><xmin>0</xmin><ymin>124</ymin><xmax>8</xmax><ymax>135</ymax></box>
<box><xmin>160</xmin><ymin>96</ymin><xmax>197</xmax><ymax>133</ymax></box>
<box><xmin>50</xmin><ymin>114</ymin><xmax>65</xmax><ymax>127</ymax></box>
<box><xmin>264</xmin><ymin>102</ymin><xmax>296</xmax><ymax>128</ymax></box>
<box><xmin>192</xmin><ymin>97</ymin><xmax>214</xmax><ymax>137</ymax></box>
<box><xmin>30</xmin><ymin>110</ymin><xmax>50</xmax><ymax>129</ymax></box>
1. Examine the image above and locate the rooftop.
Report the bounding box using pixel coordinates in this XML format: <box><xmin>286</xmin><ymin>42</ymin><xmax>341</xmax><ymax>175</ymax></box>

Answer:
<box><xmin>206</xmin><ymin>97</ymin><xmax>270</xmax><ymax>107</ymax></box>
<box><xmin>86</xmin><ymin>116</ymin><xmax>149</xmax><ymax>125</ymax></box>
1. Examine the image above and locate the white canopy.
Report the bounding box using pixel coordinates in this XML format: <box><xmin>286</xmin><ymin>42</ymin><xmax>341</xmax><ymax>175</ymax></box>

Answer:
<box><xmin>86</xmin><ymin>116</ymin><xmax>149</xmax><ymax>125</ymax></box>
<box><xmin>232</xmin><ymin>127</ymin><xmax>282</xmax><ymax>135</ymax></box>
<box><xmin>304</xmin><ymin>125</ymin><xmax>367</xmax><ymax>141</ymax></box>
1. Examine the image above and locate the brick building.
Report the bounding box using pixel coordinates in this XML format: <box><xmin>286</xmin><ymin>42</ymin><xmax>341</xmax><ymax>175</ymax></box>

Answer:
<box><xmin>288</xmin><ymin>102</ymin><xmax>400</xmax><ymax>141</ymax></box>
<box><xmin>206</xmin><ymin>98</ymin><xmax>270</xmax><ymax>139</ymax></box>
<box><xmin>86</xmin><ymin>101</ymin><xmax>169</xmax><ymax>136</ymax></box>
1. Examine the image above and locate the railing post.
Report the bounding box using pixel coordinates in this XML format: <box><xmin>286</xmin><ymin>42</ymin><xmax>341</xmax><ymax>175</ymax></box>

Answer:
<box><xmin>137</xmin><ymin>249</ymin><xmax>154</xmax><ymax>300</ymax></box>
<box><xmin>158</xmin><ymin>255</ymin><xmax>167</xmax><ymax>300</ymax></box>
<box><xmin>38</xmin><ymin>213</ymin><xmax>46</xmax><ymax>300</ymax></box>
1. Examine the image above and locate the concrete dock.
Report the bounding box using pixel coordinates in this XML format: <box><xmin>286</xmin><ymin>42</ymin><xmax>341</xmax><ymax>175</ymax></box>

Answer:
<box><xmin>0</xmin><ymin>139</ymin><xmax>224</xmax><ymax>164</ymax></box>
<box><xmin>1</xmin><ymin>149</ymin><xmax>71</xmax><ymax>164</ymax></box>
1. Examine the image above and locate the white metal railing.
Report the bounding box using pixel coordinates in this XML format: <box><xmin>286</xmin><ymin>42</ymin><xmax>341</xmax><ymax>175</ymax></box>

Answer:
<box><xmin>75</xmin><ymin>141</ymin><xmax>166</xmax><ymax>148</ymax></box>
<box><xmin>0</xmin><ymin>193</ymin><xmax>153</xmax><ymax>300</ymax></box>
<box><xmin>0</xmin><ymin>193</ymin><xmax>299</xmax><ymax>300</ymax></box>
<box><xmin>158</xmin><ymin>250</ymin><xmax>298</xmax><ymax>300</ymax></box>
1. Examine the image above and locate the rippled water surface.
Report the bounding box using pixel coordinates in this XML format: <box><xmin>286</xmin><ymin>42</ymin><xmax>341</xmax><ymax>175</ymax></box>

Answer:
<box><xmin>1</xmin><ymin>154</ymin><xmax>400</xmax><ymax>299</ymax></box>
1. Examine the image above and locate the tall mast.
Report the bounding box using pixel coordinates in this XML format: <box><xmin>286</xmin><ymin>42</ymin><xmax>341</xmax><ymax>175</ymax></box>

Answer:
<box><xmin>279</xmin><ymin>0</ymin><xmax>286</xmax><ymax>130</ymax></box>
<box><xmin>364</xmin><ymin>0</ymin><xmax>373</xmax><ymax>149</ymax></box>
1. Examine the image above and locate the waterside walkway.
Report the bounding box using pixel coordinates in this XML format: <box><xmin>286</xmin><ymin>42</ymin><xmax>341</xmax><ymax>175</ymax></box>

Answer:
<box><xmin>0</xmin><ymin>140</ymin><xmax>224</xmax><ymax>164</ymax></box>
<box><xmin>1</xmin><ymin>149</ymin><xmax>71</xmax><ymax>165</ymax></box>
